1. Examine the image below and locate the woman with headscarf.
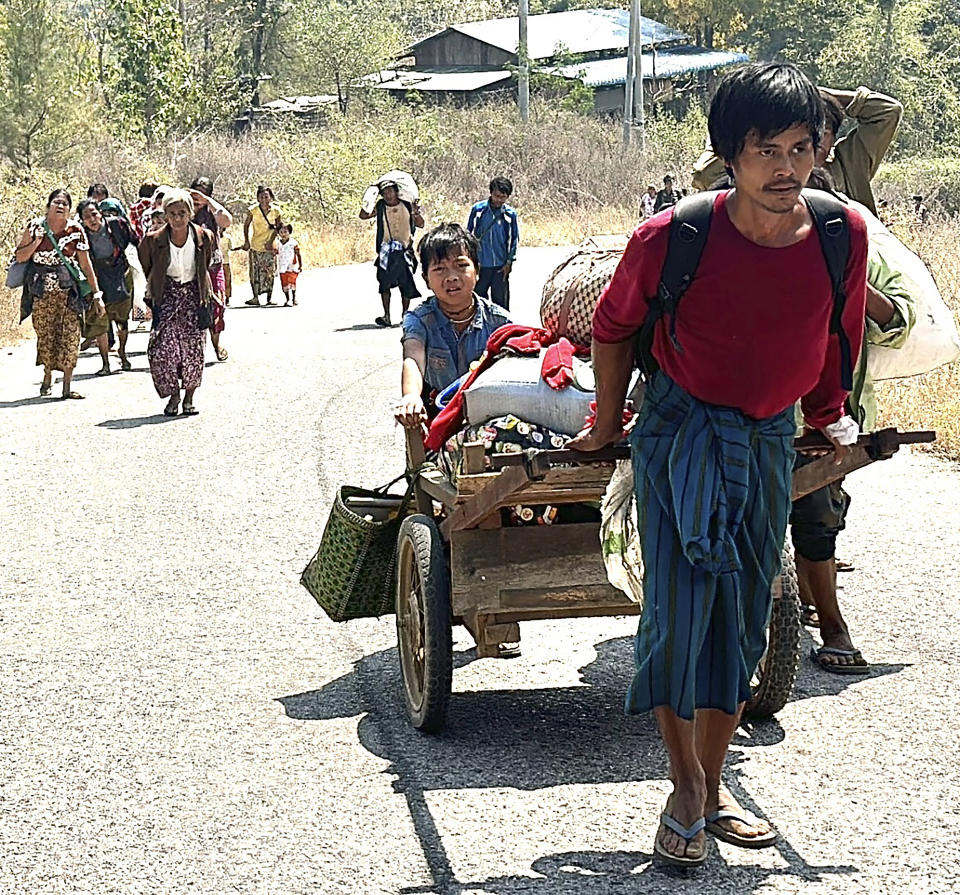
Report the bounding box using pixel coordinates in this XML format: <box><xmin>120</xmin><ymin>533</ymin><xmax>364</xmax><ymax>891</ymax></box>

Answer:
<box><xmin>138</xmin><ymin>188</ymin><xmax>215</xmax><ymax>417</ymax></box>
<box><xmin>14</xmin><ymin>188</ymin><xmax>104</xmax><ymax>399</ymax></box>
<box><xmin>242</xmin><ymin>185</ymin><xmax>282</xmax><ymax>306</ymax></box>
<box><xmin>189</xmin><ymin>176</ymin><xmax>233</xmax><ymax>361</ymax></box>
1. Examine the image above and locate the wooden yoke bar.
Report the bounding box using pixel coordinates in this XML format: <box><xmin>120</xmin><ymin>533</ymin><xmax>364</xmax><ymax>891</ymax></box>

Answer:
<box><xmin>792</xmin><ymin>428</ymin><xmax>935</xmax><ymax>500</ymax></box>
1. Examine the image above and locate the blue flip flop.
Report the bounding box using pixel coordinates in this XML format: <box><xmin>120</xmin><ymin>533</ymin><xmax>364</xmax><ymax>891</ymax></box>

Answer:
<box><xmin>705</xmin><ymin>809</ymin><xmax>778</xmax><ymax>848</ymax></box>
<box><xmin>810</xmin><ymin>645</ymin><xmax>871</xmax><ymax>675</ymax></box>
<box><xmin>654</xmin><ymin>812</ymin><xmax>706</xmax><ymax>867</ymax></box>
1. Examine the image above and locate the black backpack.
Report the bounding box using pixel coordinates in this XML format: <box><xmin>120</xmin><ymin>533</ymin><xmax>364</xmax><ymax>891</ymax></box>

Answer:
<box><xmin>635</xmin><ymin>189</ymin><xmax>854</xmax><ymax>391</ymax></box>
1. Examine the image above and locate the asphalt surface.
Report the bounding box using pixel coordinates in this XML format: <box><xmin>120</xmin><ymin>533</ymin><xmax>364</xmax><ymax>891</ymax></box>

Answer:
<box><xmin>2</xmin><ymin>247</ymin><xmax>959</xmax><ymax>894</ymax></box>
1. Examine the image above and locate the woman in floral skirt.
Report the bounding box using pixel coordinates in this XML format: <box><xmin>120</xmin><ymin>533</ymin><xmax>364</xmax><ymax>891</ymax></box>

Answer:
<box><xmin>138</xmin><ymin>188</ymin><xmax>215</xmax><ymax>416</ymax></box>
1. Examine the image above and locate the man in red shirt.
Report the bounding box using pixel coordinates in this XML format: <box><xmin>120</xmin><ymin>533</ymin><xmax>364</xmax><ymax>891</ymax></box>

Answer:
<box><xmin>570</xmin><ymin>63</ymin><xmax>867</xmax><ymax>867</ymax></box>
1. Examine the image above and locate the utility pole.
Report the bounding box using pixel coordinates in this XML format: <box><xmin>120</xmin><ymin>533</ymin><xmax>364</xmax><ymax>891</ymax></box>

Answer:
<box><xmin>622</xmin><ymin>0</ymin><xmax>636</xmax><ymax>147</ymax></box>
<box><xmin>519</xmin><ymin>0</ymin><xmax>530</xmax><ymax>123</ymax></box>
<box><xmin>635</xmin><ymin>0</ymin><xmax>645</xmax><ymax>151</ymax></box>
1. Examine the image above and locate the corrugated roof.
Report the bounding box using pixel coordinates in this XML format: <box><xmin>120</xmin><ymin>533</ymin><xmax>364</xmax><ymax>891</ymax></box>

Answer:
<box><xmin>557</xmin><ymin>47</ymin><xmax>748</xmax><ymax>87</ymax></box>
<box><xmin>259</xmin><ymin>95</ymin><xmax>338</xmax><ymax>113</ymax></box>
<box><xmin>407</xmin><ymin>9</ymin><xmax>687</xmax><ymax>60</ymax></box>
<box><xmin>364</xmin><ymin>68</ymin><xmax>512</xmax><ymax>92</ymax></box>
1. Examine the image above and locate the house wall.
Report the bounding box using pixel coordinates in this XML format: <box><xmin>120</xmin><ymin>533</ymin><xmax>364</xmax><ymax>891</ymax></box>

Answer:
<box><xmin>414</xmin><ymin>33</ymin><xmax>515</xmax><ymax>69</ymax></box>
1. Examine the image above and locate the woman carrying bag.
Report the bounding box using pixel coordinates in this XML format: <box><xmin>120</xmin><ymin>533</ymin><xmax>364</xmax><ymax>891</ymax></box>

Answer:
<box><xmin>13</xmin><ymin>188</ymin><xmax>103</xmax><ymax>399</ymax></box>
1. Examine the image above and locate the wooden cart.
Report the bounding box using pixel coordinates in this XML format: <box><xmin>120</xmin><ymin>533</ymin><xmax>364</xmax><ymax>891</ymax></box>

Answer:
<box><xmin>395</xmin><ymin>427</ymin><xmax>934</xmax><ymax>733</ymax></box>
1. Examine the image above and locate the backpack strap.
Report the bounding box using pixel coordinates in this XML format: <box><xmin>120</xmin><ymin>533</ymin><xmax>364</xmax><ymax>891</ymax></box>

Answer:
<box><xmin>803</xmin><ymin>188</ymin><xmax>853</xmax><ymax>391</ymax></box>
<box><xmin>635</xmin><ymin>191</ymin><xmax>716</xmax><ymax>378</ymax></box>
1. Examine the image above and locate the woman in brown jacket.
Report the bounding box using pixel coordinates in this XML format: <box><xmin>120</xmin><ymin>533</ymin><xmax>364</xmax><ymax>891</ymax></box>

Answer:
<box><xmin>138</xmin><ymin>188</ymin><xmax>215</xmax><ymax>416</ymax></box>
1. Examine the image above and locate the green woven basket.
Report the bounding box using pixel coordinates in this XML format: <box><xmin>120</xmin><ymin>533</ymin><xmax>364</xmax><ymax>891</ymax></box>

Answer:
<box><xmin>301</xmin><ymin>483</ymin><xmax>412</xmax><ymax>622</ymax></box>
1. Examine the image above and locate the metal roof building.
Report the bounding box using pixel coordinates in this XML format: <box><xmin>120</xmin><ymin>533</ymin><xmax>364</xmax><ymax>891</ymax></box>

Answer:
<box><xmin>407</xmin><ymin>9</ymin><xmax>688</xmax><ymax>61</ymax></box>
<box><xmin>365</xmin><ymin>8</ymin><xmax>747</xmax><ymax>112</ymax></box>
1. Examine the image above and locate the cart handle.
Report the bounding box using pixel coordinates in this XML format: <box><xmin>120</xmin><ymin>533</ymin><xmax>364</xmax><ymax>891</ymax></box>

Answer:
<box><xmin>486</xmin><ymin>427</ymin><xmax>936</xmax><ymax>476</ymax></box>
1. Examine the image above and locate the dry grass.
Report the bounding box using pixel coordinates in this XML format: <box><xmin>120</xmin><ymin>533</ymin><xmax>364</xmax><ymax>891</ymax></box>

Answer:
<box><xmin>875</xmin><ymin>220</ymin><xmax>960</xmax><ymax>460</ymax></box>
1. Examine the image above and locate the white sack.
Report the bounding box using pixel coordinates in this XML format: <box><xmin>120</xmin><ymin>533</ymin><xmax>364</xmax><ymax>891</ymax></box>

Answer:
<box><xmin>852</xmin><ymin>199</ymin><xmax>960</xmax><ymax>380</ymax></box>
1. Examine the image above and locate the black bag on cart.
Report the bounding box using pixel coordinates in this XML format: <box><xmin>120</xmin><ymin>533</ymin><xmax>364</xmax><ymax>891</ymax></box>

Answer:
<box><xmin>301</xmin><ymin>477</ymin><xmax>414</xmax><ymax>621</ymax></box>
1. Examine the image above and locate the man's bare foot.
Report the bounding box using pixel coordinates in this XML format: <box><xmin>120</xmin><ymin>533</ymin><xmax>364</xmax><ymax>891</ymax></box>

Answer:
<box><xmin>657</xmin><ymin>778</ymin><xmax>707</xmax><ymax>863</ymax></box>
<box><xmin>704</xmin><ymin>784</ymin><xmax>776</xmax><ymax>847</ymax></box>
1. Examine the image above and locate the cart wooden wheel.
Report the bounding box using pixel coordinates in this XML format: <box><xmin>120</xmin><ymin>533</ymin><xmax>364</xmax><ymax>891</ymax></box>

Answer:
<box><xmin>395</xmin><ymin>514</ymin><xmax>453</xmax><ymax>732</ymax></box>
<box><xmin>744</xmin><ymin>545</ymin><xmax>802</xmax><ymax>720</ymax></box>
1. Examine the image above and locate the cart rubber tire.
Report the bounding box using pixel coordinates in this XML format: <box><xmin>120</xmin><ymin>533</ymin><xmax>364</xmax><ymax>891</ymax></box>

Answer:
<box><xmin>395</xmin><ymin>514</ymin><xmax>452</xmax><ymax>733</ymax></box>
<box><xmin>744</xmin><ymin>545</ymin><xmax>802</xmax><ymax>720</ymax></box>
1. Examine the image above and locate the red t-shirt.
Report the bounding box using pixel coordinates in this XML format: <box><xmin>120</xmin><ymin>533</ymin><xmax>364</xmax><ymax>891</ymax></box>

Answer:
<box><xmin>592</xmin><ymin>191</ymin><xmax>868</xmax><ymax>428</ymax></box>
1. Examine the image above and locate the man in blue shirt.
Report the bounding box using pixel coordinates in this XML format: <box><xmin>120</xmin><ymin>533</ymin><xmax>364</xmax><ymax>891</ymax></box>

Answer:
<box><xmin>466</xmin><ymin>177</ymin><xmax>519</xmax><ymax>311</ymax></box>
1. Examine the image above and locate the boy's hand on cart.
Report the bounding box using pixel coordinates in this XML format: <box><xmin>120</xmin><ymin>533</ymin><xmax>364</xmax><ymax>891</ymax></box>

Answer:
<box><xmin>568</xmin><ymin>423</ymin><xmax>622</xmax><ymax>453</ymax></box>
<box><xmin>394</xmin><ymin>394</ymin><xmax>429</xmax><ymax>435</ymax></box>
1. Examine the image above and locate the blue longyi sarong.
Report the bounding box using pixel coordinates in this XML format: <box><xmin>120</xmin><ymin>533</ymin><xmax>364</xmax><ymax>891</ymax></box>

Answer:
<box><xmin>627</xmin><ymin>372</ymin><xmax>796</xmax><ymax>720</ymax></box>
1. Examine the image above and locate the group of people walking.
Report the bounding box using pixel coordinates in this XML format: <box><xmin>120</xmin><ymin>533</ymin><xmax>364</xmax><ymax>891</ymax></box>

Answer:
<box><xmin>14</xmin><ymin>180</ymin><xmax>240</xmax><ymax>415</ymax></box>
<box><xmin>12</xmin><ymin>178</ymin><xmax>305</xmax><ymax>415</ymax></box>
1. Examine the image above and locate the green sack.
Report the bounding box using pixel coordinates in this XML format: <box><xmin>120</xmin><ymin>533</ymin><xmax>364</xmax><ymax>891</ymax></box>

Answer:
<box><xmin>301</xmin><ymin>480</ymin><xmax>414</xmax><ymax>622</ymax></box>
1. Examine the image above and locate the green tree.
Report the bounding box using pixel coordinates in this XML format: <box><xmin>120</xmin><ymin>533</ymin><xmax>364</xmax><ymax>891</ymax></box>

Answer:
<box><xmin>741</xmin><ymin>0</ymin><xmax>853</xmax><ymax>77</ymax></box>
<box><xmin>284</xmin><ymin>0</ymin><xmax>400</xmax><ymax>114</ymax></box>
<box><xmin>642</xmin><ymin>0</ymin><xmax>752</xmax><ymax>48</ymax></box>
<box><xmin>231</xmin><ymin>0</ymin><xmax>292</xmax><ymax>108</ymax></box>
<box><xmin>0</xmin><ymin>0</ymin><xmax>95</xmax><ymax>171</ymax></box>
<box><xmin>818</xmin><ymin>0</ymin><xmax>960</xmax><ymax>155</ymax></box>
<box><xmin>107</xmin><ymin>0</ymin><xmax>198</xmax><ymax>143</ymax></box>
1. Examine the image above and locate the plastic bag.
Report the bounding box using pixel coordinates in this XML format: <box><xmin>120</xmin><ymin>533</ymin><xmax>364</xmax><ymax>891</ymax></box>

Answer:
<box><xmin>851</xmin><ymin>199</ymin><xmax>960</xmax><ymax>380</ymax></box>
<box><xmin>600</xmin><ymin>460</ymin><xmax>644</xmax><ymax>603</ymax></box>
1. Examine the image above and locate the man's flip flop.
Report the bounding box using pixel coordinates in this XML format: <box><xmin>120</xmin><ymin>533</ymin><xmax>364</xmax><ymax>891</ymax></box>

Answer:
<box><xmin>181</xmin><ymin>404</ymin><xmax>199</xmax><ymax>416</ymax></box>
<box><xmin>374</xmin><ymin>315</ymin><xmax>390</xmax><ymax>327</ymax></box>
<box><xmin>705</xmin><ymin>809</ymin><xmax>778</xmax><ymax>849</ymax></box>
<box><xmin>61</xmin><ymin>391</ymin><xmax>84</xmax><ymax>400</ymax></box>
<box><xmin>810</xmin><ymin>645</ymin><xmax>871</xmax><ymax>675</ymax></box>
<box><xmin>653</xmin><ymin>813</ymin><xmax>706</xmax><ymax>867</ymax></box>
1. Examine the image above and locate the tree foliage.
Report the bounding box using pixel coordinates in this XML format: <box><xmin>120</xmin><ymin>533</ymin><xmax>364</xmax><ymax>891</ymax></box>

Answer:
<box><xmin>283</xmin><ymin>0</ymin><xmax>400</xmax><ymax>113</ymax></box>
<box><xmin>6</xmin><ymin>0</ymin><xmax>960</xmax><ymax>162</ymax></box>
<box><xmin>106</xmin><ymin>0</ymin><xmax>198</xmax><ymax>143</ymax></box>
<box><xmin>0</xmin><ymin>0</ymin><xmax>95</xmax><ymax>170</ymax></box>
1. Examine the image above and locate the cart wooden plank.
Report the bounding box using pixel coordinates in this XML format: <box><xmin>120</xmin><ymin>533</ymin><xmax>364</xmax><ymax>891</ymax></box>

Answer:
<box><xmin>418</xmin><ymin>468</ymin><xmax>459</xmax><ymax>508</ymax></box>
<box><xmin>450</xmin><ymin>523</ymin><xmax>632</xmax><ymax>617</ymax></box>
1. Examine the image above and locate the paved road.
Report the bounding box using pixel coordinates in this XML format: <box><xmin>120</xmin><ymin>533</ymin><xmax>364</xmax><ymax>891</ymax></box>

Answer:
<box><xmin>2</xmin><ymin>248</ymin><xmax>959</xmax><ymax>894</ymax></box>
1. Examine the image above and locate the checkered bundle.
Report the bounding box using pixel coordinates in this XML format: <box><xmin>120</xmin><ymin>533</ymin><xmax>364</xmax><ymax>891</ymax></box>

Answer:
<box><xmin>540</xmin><ymin>238</ymin><xmax>627</xmax><ymax>348</ymax></box>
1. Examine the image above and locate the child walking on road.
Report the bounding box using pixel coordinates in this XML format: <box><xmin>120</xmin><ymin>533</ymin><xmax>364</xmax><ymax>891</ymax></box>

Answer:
<box><xmin>275</xmin><ymin>223</ymin><xmax>302</xmax><ymax>306</ymax></box>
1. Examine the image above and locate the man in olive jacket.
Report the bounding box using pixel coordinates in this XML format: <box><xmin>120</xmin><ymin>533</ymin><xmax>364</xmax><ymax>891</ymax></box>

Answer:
<box><xmin>693</xmin><ymin>85</ymin><xmax>902</xmax><ymax>214</ymax></box>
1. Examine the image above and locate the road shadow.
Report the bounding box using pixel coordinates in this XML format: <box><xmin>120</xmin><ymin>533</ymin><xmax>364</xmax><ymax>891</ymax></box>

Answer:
<box><xmin>97</xmin><ymin>414</ymin><xmax>182</xmax><ymax>428</ymax></box>
<box><xmin>229</xmin><ymin>303</ymin><xmax>286</xmax><ymax>310</ymax></box>
<box><xmin>334</xmin><ymin>323</ymin><xmax>396</xmax><ymax>332</ymax></box>
<box><xmin>278</xmin><ymin>634</ymin><xmax>858</xmax><ymax>893</ymax></box>
<box><xmin>0</xmin><ymin>395</ymin><xmax>55</xmax><ymax>408</ymax></box>
<box><xmin>792</xmin><ymin>628</ymin><xmax>909</xmax><ymax>702</ymax></box>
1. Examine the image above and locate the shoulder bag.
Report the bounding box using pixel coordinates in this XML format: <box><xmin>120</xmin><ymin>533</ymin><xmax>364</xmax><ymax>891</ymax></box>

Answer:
<box><xmin>42</xmin><ymin>221</ymin><xmax>94</xmax><ymax>302</ymax></box>
<box><xmin>5</xmin><ymin>257</ymin><xmax>29</xmax><ymax>289</ymax></box>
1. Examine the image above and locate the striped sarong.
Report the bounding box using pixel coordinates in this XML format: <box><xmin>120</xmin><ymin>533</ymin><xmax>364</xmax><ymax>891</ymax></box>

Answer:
<box><xmin>627</xmin><ymin>372</ymin><xmax>796</xmax><ymax>720</ymax></box>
